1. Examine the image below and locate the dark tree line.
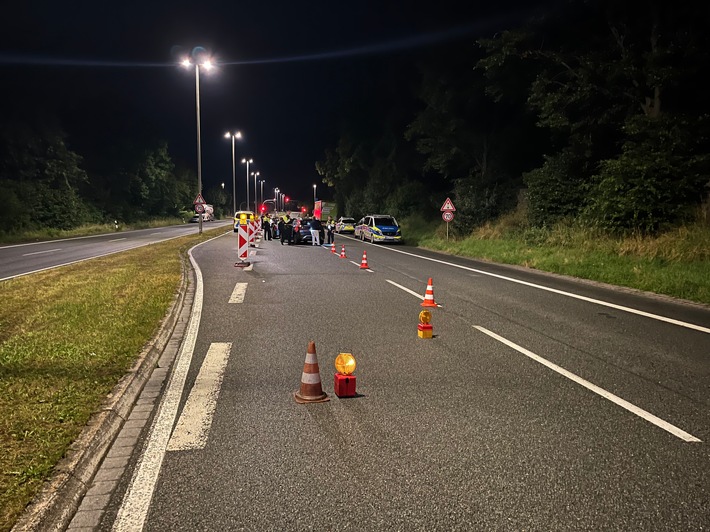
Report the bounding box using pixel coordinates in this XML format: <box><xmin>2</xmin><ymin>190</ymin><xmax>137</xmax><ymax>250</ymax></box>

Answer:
<box><xmin>317</xmin><ymin>1</ymin><xmax>710</xmax><ymax>234</ymax></box>
<box><xmin>0</xmin><ymin>116</ymin><xmax>202</xmax><ymax>234</ymax></box>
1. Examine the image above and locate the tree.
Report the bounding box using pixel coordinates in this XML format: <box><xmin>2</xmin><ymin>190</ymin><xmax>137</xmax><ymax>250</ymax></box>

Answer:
<box><xmin>406</xmin><ymin>46</ymin><xmax>541</xmax><ymax>233</ymax></box>
<box><xmin>0</xmin><ymin>121</ymin><xmax>96</xmax><ymax>232</ymax></box>
<box><xmin>478</xmin><ymin>1</ymin><xmax>710</xmax><ymax>231</ymax></box>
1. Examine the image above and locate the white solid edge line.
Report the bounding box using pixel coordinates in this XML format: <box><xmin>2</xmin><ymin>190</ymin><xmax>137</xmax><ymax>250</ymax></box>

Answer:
<box><xmin>166</xmin><ymin>342</ymin><xmax>232</xmax><ymax>451</ymax></box>
<box><xmin>113</xmin><ymin>234</ymin><xmax>218</xmax><ymax>531</ymax></box>
<box><xmin>375</xmin><ymin>244</ymin><xmax>710</xmax><ymax>335</ymax></box>
<box><xmin>474</xmin><ymin>325</ymin><xmax>702</xmax><ymax>443</ymax></box>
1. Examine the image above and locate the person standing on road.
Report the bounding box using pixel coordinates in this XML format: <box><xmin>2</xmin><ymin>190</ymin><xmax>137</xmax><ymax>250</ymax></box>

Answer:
<box><xmin>310</xmin><ymin>217</ymin><xmax>322</xmax><ymax>246</ymax></box>
<box><xmin>262</xmin><ymin>215</ymin><xmax>272</xmax><ymax>241</ymax></box>
<box><xmin>325</xmin><ymin>216</ymin><xmax>335</xmax><ymax>245</ymax></box>
<box><xmin>278</xmin><ymin>216</ymin><xmax>286</xmax><ymax>245</ymax></box>
<box><xmin>282</xmin><ymin>216</ymin><xmax>294</xmax><ymax>245</ymax></box>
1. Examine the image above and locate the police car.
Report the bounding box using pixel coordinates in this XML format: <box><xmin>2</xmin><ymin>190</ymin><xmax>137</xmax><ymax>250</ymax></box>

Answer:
<box><xmin>354</xmin><ymin>215</ymin><xmax>402</xmax><ymax>244</ymax></box>
<box><xmin>233</xmin><ymin>210</ymin><xmax>255</xmax><ymax>232</ymax></box>
<box><xmin>335</xmin><ymin>217</ymin><xmax>356</xmax><ymax>234</ymax></box>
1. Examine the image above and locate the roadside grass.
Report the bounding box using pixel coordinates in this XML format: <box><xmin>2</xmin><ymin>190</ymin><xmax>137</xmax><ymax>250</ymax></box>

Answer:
<box><xmin>414</xmin><ymin>217</ymin><xmax>710</xmax><ymax>305</ymax></box>
<box><xmin>0</xmin><ymin>226</ymin><xmax>225</xmax><ymax>531</ymax></box>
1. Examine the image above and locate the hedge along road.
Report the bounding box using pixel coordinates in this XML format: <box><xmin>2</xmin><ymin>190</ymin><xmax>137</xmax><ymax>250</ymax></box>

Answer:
<box><xmin>99</xmin><ymin>232</ymin><xmax>709</xmax><ymax>531</ymax></box>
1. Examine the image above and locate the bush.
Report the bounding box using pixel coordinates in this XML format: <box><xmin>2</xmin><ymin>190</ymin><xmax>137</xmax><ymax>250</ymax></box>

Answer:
<box><xmin>524</xmin><ymin>150</ymin><xmax>590</xmax><ymax>227</ymax></box>
<box><xmin>585</xmin><ymin>115</ymin><xmax>710</xmax><ymax>234</ymax></box>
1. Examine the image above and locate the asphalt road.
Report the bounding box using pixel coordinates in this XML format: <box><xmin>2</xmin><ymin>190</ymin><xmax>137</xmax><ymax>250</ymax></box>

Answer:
<box><xmin>98</xmin><ymin>232</ymin><xmax>708</xmax><ymax>531</ymax></box>
<box><xmin>0</xmin><ymin>221</ymin><xmax>232</xmax><ymax>281</ymax></box>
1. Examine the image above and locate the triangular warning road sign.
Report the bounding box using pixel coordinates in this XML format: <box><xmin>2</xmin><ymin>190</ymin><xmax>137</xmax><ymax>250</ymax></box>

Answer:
<box><xmin>440</xmin><ymin>197</ymin><xmax>456</xmax><ymax>211</ymax></box>
<box><xmin>193</xmin><ymin>193</ymin><xmax>206</xmax><ymax>205</ymax></box>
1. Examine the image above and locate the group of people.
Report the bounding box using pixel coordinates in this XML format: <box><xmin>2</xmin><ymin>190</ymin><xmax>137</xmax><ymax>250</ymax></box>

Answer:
<box><xmin>259</xmin><ymin>214</ymin><xmax>336</xmax><ymax>246</ymax></box>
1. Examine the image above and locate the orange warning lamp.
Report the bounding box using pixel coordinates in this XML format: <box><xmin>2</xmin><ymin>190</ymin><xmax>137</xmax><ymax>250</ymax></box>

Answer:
<box><xmin>418</xmin><ymin>309</ymin><xmax>433</xmax><ymax>339</ymax></box>
<box><xmin>334</xmin><ymin>353</ymin><xmax>356</xmax><ymax>375</ymax></box>
<box><xmin>239</xmin><ymin>213</ymin><xmax>248</xmax><ymax>224</ymax></box>
<box><xmin>419</xmin><ymin>310</ymin><xmax>432</xmax><ymax>324</ymax></box>
<box><xmin>334</xmin><ymin>353</ymin><xmax>357</xmax><ymax>397</ymax></box>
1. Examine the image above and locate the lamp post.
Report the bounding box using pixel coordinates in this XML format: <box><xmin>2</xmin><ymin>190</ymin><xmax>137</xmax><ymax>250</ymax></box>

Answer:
<box><xmin>313</xmin><ymin>184</ymin><xmax>317</xmax><ymax>209</ymax></box>
<box><xmin>241</xmin><ymin>158</ymin><xmax>253</xmax><ymax>212</ymax></box>
<box><xmin>224</xmin><ymin>131</ymin><xmax>242</xmax><ymax>215</ymax></box>
<box><xmin>251</xmin><ymin>171</ymin><xmax>260</xmax><ymax>214</ymax></box>
<box><xmin>259</xmin><ymin>180</ymin><xmax>265</xmax><ymax>211</ymax></box>
<box><xmin>274</xmin><ymin>188</ymin><xmax>279</xmax><ymax>211</ymax></box>
<box><xmin>182</xmin><ymin>54</ymin><xmax>213</xmax><ymax>234</ymax></box>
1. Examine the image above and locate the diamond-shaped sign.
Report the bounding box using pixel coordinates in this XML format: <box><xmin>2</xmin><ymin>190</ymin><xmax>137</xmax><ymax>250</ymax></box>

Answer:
<box><xmin>440</xmin><ymin>197</ymin><xmax>456</xmax><ymax>212</ymax></box>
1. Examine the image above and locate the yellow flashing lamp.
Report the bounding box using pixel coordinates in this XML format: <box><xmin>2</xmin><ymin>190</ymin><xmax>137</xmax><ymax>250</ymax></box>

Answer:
<box><xmin>419</xmin><ymin>310</ymin><xmax>432</xmax><ymax>325</ymax></box>
<box><xmin>334</xmin><ymin>353</ymin><xmax>356</xmax><ymax>376</ymax></box>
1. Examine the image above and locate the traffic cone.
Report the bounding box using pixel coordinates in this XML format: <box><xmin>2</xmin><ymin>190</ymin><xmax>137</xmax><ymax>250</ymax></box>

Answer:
<box><xmin>359</xmin><ymin>250</ymin><xmax>369</xmax><ymax>269</ymax></box>
<box><xmin>339</xmin><ymin>245</ymin><xmax>347</xmax><ymax>259</ymax></box>
<box><xmin>421</xmin><ymin>277</ymin><xmax>437</xmax><ymax>307</ymax></box>
<box><xmin>331</xmin><ymin>242</ymin><xmax>336</xmax><ymax>254</ymax></box>
<box><xmin>294</xmin><ymin>341</ymin><xmax>329</xmax><ymax>403</ymax></box>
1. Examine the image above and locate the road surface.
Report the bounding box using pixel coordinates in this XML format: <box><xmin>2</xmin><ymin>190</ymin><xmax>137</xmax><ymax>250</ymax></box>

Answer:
<box><xmin>74</xmin><ymin>231</ymin><xmax>710</xmax><ymax>530</ymax></box>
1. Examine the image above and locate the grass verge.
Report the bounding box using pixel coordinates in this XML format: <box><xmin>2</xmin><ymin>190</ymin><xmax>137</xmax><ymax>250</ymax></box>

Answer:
<box><xmin>409</xmin><ymin>218</ymin><xmax>710</xmax><ymax>305</ymax></box>
<box><xmin>0</xmin><ymin>227</ymin><xmax>225</xmax><ymax>531</ymax></box>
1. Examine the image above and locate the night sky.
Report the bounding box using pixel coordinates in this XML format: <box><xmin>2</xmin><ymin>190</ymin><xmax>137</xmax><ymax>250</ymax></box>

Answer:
<box><xmin>1</xmin><ymin>0</ymin><xmax>541</xmax><ymax>206</ymax></box>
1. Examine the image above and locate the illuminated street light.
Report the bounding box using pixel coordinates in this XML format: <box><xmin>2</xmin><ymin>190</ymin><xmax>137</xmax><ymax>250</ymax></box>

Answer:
<box><xmin>259</xmin><ymin>179</ymin><xmax>265</xmax><ymax>211</ymax></box>
<box><xmin>274</xmin><ymin>187</ymin><xmax>279</xmax><ymax>211</ymax></box>
<box><xmin>241</xmin><ymin>158</ymin><xmax>253</xmax><ymax>212</ymax></box>
<box><xmin>313</xmin><ymin>184</ymin><xmax>317</xmax><ymax>208</ymax></box>
<box><xmin>224</xmin><ymin>131</ymin><xmax>242</xmax><ymax>215</ymax></box>
<box><xmin>182</xmin><ymin>53</ymin><xmax>214</xmax><ymax>234</ymax></box>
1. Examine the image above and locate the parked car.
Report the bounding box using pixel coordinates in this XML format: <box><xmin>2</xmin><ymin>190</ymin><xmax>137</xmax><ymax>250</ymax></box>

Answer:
<box><xmin>335</xmin><ymin>217</ymin><xmax>356</xmax><ymax>234</ymax></box>
<box><xmin>294</xmin><ymin>218</ymin><xmax>325</xmax><ymax>245</ymax></box>
<box><xmin>355</xmin><ymin>215</ymin><xmax>402</xmax><ymax>244</ymax></box>
<box><xmin>189</xmin><ymin>213</ymin><xmax>211</xmax><ymax>223</ymax></box>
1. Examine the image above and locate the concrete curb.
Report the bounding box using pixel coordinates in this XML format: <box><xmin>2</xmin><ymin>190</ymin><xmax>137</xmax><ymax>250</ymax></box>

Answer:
<box><xmin>12</xmin><ymin>253</ymin><xmax>195</xmax><ymax>532</ymax></box>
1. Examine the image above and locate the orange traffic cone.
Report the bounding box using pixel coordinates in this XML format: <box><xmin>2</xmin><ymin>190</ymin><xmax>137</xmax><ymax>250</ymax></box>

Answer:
<box><xmin>295</xmin><ymin>341</ymin><xmax>329</xmax><ymax>403</ymax></box>
<box><xmin>339</xmin><ymin>245</ymin><xmax>347</xmax><ymax>259</ymax></box>
<box><xmin>359</xmin><ymin>250</ymin><xmax>369</xmax><ymax>269</ymax></box>
<box><xmin>421</xmin><ymin>277</ymin><xmax>437</xmax><ymax>307</ymax></box>
<box><xmin>331</xmin><ymin>242</ymin><xmax>336</xmax><ymax>254</ymax></box>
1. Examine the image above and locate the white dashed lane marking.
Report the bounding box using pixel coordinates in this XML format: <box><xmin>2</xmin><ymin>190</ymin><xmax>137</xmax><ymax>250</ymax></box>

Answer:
<box><xmin>166</xmin><ymin>342</ymin><xmax>232</xmax><ymax>451</ymax></box>
<box><xmin>474</xmin><ymin>326</ymin><xmax>702</xmax><ymax>443</ymax></box>
<box><xmin>229</xmin><ymin>282</ymin><xmax>248</xmax><ymax>304</ymax></box>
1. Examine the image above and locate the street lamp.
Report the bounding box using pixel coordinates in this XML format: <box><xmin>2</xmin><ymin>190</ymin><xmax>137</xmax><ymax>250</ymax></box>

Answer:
<box><xmin>251</xmin><ymin>171</ymin><xmax>260</xmax><ymax>214</ymax></box>
<box><xmin>241</xmin><ymin>158</ymin><xmax>253</xmax><ymax>212</ymax></box>
<box><xmin>224</xmin><ymin>131</ymin><xmax>242</xmax><ymax>215</ymax></box>
<box><xmin>313</xmin><ymin>184</ymin><xmax>317</xmax><ymax>207</ymax></box>
<box><xmin>182</xmin><ymin>53</ymin><xmax>214</xmax><ymax>234</ymax></box>
<box><xmin>259</xmin><ymin>179</ymin><xmax>265</xmax><ymax>211</ymax></box>
<box><xmin>274</xmin><ymin>187</ymin><xmax>279</xmax><ymax>211</ymax></box>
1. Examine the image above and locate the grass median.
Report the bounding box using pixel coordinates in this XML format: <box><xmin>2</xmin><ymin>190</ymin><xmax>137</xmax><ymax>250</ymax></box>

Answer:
<box><xmin>0</xmin><ymin>227</ymin><xmax>226</xmax><ymax>531</ymax></box>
